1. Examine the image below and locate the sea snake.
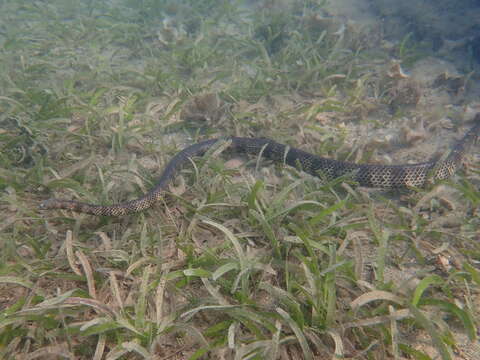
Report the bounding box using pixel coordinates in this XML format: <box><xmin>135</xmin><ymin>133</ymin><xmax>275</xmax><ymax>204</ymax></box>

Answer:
<box><xmin>40</xmin><ymin>114</ymin><xmax>480</xmax><ymax>216</ymax></box>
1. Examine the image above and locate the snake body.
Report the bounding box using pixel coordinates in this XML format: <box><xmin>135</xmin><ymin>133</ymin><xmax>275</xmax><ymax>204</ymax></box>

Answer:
<box><xmin>40</xmin><ymin>116</ymin><xmax>480</xmax><ymax>216</ymax></box>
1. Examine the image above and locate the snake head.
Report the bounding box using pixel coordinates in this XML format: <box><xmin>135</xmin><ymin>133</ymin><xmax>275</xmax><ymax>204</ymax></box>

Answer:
<box><xmin>38</xmin><ymin>199</ymin><xmax>55</xmax><ymax>210</ymax></box>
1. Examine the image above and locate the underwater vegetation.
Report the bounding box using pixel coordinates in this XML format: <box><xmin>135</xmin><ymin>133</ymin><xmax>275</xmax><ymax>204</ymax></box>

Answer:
<box><xmin>0</xmin><ymin>0</ymin><xmax>479</xmax><ymax>359</ymax></box>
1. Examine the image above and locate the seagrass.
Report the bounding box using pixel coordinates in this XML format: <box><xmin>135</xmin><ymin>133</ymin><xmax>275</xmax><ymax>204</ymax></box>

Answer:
<box><xmin>40</xmin><ymin>115</ymin><xmax>480</xmax><ymax>216</ymax></box>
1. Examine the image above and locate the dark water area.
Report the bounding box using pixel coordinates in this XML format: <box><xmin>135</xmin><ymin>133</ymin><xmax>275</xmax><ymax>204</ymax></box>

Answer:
<box><xmin>372</xmin><ymin>0</ymin><xmax>480</xmax><ymax>65</ymax></box>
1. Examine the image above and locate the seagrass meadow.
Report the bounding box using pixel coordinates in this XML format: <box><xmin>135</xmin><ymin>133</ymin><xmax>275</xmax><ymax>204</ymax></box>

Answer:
<box><xmin>0</xmin><ymin>0</ymin><xmax>479</xmax><ymax>359</ymax></box>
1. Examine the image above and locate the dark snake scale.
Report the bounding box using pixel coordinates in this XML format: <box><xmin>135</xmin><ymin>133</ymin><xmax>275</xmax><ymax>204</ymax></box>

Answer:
<box><xmin>40</xmin><ymin>115</ymin><xmax>480</xmax><ymax>216</ymax></box>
